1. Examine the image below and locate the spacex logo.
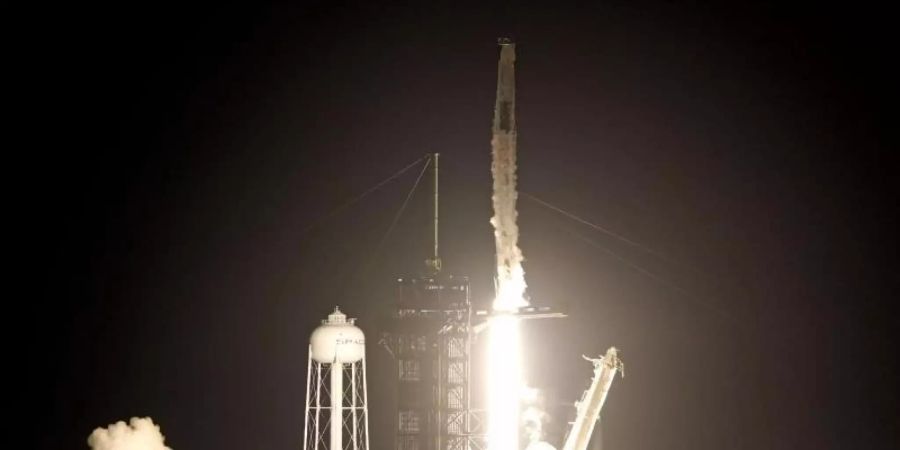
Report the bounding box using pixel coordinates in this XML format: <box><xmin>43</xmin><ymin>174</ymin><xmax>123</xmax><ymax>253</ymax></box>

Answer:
<box><xmin>336</xmin><ymin>338</ymin><xmax>365</xmax><ymax>345</ymax></box>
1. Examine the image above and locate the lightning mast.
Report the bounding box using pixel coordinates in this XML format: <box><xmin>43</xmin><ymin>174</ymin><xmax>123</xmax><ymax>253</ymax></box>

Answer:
<box><xmin>426</xmin><ymin>153</ymin><xmax>441</xmax><ymax>273</ymax></box>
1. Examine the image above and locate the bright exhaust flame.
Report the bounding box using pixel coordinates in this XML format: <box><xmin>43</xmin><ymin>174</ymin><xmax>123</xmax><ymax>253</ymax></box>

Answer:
<box><xmin>487</xmin><ymin>227</ymin><xmax>528</xmax><ymax>450</ymax></box>
<box><xmin>487</xmin><ymin>314</ymin><xmax>523</xmax><ymax>450</ymax></box>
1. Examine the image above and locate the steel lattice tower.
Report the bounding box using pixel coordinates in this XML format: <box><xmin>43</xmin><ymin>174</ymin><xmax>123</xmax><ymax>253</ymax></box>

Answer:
<box><xmin>388</xmin><ymin>274</ymin><xmax>479</xmax><ymax>450</ymax></box>
<box><xmin>383</xmin><ymin>152</ymin><xmax>482</xmax><ymax>450</ymax></box>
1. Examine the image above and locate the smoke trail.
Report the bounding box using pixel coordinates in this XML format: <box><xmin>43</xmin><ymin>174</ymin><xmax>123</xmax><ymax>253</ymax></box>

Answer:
<box><xmin>490</xmin><ymin>40</ymin><xmax>528</xmax><ymax>312</ymax></box>
<box><xmin>87</xmin><ymin>417</ymin><xmax>171</xmax><ymax>450</ymax></box>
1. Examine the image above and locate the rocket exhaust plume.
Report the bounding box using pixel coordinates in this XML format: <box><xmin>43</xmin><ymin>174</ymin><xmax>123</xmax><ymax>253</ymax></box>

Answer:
<box><xmin>87</xmin><ymin>417</ymin><xmax>171</xmax><ymax>450</ymax></box>
<box><xmin>488</xmin><ymin>38</ymin><xmax>527</xmax><ymax>450</ymax></box>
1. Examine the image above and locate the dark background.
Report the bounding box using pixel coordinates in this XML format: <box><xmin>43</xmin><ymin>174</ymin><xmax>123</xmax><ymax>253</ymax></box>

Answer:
<box><xmin>30</xmin><ymin>1</ymin><xmax>896</xmax><ymax>449</ymax></box>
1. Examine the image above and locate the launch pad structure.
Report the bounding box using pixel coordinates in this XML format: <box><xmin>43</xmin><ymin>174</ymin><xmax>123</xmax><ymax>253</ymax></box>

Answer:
<box><xmin>378</xmin><ymin>38</ymin><xmax>618</xmax><ymax>450</ymax></box>
<box><xmin>382</xmin><ymin>150</ymin><xmax>483</xmax><ymax>450</ymax></box>
<box><xmin>295</xmin><ymin>36</ymin><xmax>625</xmax><ymax>450</ymax></box>
<box><xmin>388</xmin><ymin>274</ymin><xmax>482</xmax><ymax>450</ymax></box>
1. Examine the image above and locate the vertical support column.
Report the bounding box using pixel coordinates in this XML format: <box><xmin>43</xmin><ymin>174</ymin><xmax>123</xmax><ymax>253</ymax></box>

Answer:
<box><xmin>363</xmin><ymin>355</ymin><xmax>370</xmax><ymax>450</ymax></box>
<box><xmin>331</xmin><ymin>362</ymin><xmax>343</xmax><ymax>450</ymax></box>
<box><xmin>433</xmin><ymin>152</ymin><xmax>440</xmax><ymax>264</ymax></box>
<box><xmin>436</xmin><ymin>333</ymin><xmax>443</xmax><ymax>450</ymax></box>
<box><xmin>465</xmin><ymin>284</ymin><xmax>472</xmax><ymax>438</ymax></box>
<box><xmin>304</xmin><ymin>347</ymin><xmax>312</xmax><ymax>450</ymax></box>
<box><xmin>352</xmin><ymin>361</ymin><xmax>358</xmax><ymax>450</ymax></box>
<box><xmin>315</xmin><ymin>362</ymin><xmax>322</xmax><ymax>450</ymax></box>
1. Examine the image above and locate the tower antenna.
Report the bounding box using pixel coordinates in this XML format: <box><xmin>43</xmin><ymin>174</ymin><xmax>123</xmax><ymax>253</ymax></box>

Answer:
<box><xmin>426</xmin><ymin>153</ymin><xmax>442</xmax><ymax>272</ymax></box>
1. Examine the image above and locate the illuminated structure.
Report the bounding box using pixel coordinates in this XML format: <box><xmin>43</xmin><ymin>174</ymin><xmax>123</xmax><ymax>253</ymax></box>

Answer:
<box><xmin>385</xmin><ymin>154</ymin><xmax>482</xmax><ymax>450</ymax></box>
<box><xmin>304</xmin><ymin>307</ymin><xmax>370</xmax><ymax>450</ymax></box>
<box><xmin>561</xmin><ymin>349</ymin><xmax>623</xmax><ymax>450</ymax></box>
<box><xmin>389</xmin><ymin>275</ymin><xmax>478</xmax><ymax>450</ymax></box>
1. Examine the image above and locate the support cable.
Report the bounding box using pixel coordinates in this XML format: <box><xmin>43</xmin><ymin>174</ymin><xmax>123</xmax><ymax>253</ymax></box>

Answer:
<box><xmin>561</xmin><ymin>226</ymin><xmax>690</xmax><ymax>297</ymax></box>
<box><xmin>301</xmin><ymin>155</ymin><xmax>429</xmax><ymax>234</ymax></box>
<box><xmin>521</xmin><ymin>191</ymin><xmax>703</xmax><ymax>275</ymax></box>
<box><xmin>560</xmin><ymin>225</ymin><xmax>734</xmax><ymax>322</ymax></box>
<box><xmin>375</xmin><ymin>155</ymin><xmax>433</xmax><ymax>253</ymax></box>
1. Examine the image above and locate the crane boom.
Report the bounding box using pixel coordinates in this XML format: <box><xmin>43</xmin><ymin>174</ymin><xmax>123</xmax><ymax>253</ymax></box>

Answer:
<box><xmin>562</xmin><ymin>347</ymin><xmax>623</xmax><ymax>450</ymax></box>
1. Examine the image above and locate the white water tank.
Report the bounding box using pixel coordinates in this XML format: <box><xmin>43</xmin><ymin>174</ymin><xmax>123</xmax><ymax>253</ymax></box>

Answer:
<box><xmin>310</xmin><ymin>307</ymin><xmax>365</xmax><ymax>363</ymax></box>
<box><xmin>304</xmin><ymin>306</ymin><xmax>370</xmax><ymax>450</ymax></box>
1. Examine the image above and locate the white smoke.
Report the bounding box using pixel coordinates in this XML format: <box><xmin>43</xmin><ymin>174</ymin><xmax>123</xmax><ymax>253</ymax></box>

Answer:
<box><xmin>87</xmin><ymin>417</ymin><xmax>171</xmax><ymax>450</ymax></box>
<box><xmin>490</xmin><ymin>128</ymin><xmax>528</xmax><ymax>311</ymax></box>
<box><xmin>525</xmin><ymin>442</ymin><xmax>557</xmax><ymax>450</ymax></box>
<box><xmin>490</xmin><ymin>41</ymin><xmax>528</xmax><ymax>312</ymax></box>
<box><xmin>521</xmin><ymin>386</ymin><xmax>556</xmax><ymax>450</ymax></box>
<box><xmin>522</xmin><ymin>406</ymin><xmax>547</xmax><ymax>443</ymax></box>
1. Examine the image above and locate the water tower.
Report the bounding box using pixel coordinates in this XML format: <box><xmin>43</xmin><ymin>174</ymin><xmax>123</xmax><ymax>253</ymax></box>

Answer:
<box><xmin>304</xmin><ymin>307</ymin><xmax>369</xmax><ymax>450</ymax></box>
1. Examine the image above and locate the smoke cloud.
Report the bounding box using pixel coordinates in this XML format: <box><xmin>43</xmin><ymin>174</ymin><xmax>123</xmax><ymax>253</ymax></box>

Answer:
<box><xmin>525</xmin><ymin>442</ymin><xmax>557</xmax><ymax>450</ymax></box>
<box><xmin>521</xmin><ymin>386</ymin><xmax>554</xmax><ymax>449</ymax></box>
<box><xmin>87</xmin><ymin>417</ymin><xmax>171</xmax><ymax>450</ymax></box>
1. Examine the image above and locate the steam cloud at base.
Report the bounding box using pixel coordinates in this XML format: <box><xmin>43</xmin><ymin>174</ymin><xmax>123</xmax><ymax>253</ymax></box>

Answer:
<box><xmin>522</xmin><ymin>387</ymin><xmax>556</xmax><ymax>450</ymax></box>
<box><xmin>87</xmin><ymin>417</ymin><xmax>171</xmax><ymax>450</ymax></box>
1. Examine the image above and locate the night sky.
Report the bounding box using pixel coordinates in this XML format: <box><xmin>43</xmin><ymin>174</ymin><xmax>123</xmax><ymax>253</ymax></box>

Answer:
<box><xmin>34</xmin><ymin>1</ymin><xmax>896</xmax><ymax>449</ymax></box>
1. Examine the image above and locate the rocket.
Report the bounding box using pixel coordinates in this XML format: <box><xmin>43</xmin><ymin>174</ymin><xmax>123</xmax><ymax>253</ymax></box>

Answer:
<box><xmin>490</xmin><ymin>37</ymin><xmax>527</xmax><ymax>311</ymax></box>
<box><xmin>493</xmin><ymin>38</ymin><xmax>517</xmax><ymax>135</ymax></box>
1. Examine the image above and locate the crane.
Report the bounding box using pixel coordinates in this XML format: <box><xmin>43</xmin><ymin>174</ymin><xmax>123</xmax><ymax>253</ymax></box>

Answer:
<box><xmin>562</xmin><ymin>348</ymin><xmax>624</xmax><ymax>450</ymax></box>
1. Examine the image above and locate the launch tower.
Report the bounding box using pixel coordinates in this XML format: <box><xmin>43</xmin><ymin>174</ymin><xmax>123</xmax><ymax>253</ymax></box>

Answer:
<box><xmin>385</xmin><ymin>154</ymin><xmax>481</xmax><ymax>450</ymax></box>
<box><xmin>391</xmin><ymin>273</ymin><xmax>476</xmax><ymax>450</ymax></box>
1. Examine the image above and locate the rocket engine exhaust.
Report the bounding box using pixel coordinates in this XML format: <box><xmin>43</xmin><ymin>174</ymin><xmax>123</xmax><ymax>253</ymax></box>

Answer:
<box><xmin>487</xmin><ymin>38</ymin><xmax>528</xmax><ymax>450</ymax></box>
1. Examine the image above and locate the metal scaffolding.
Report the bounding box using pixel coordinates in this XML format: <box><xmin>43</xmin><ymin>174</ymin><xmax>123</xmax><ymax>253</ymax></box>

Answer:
<box><xmin>387</xmin><ymin>275</ymin><xmax>483</xmax><ymax>450</ymax></box>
